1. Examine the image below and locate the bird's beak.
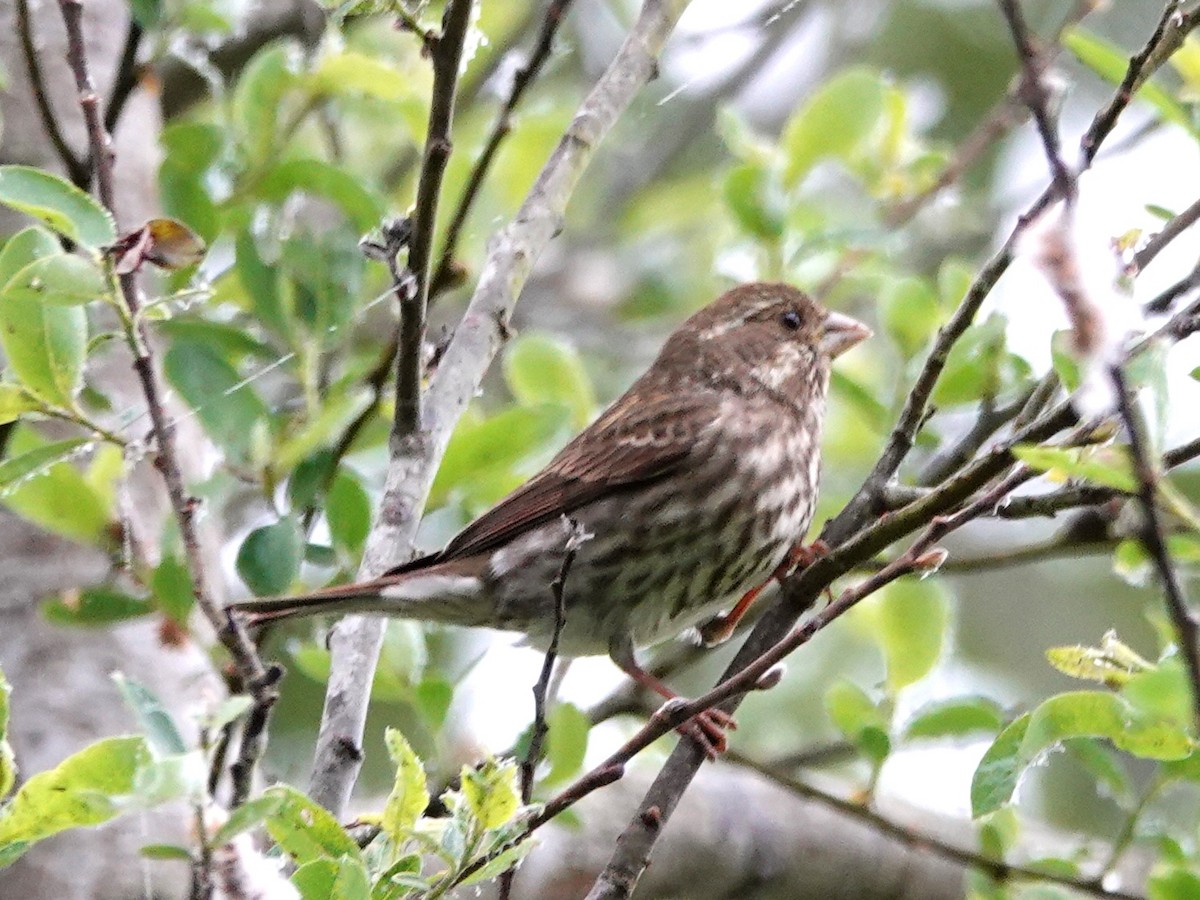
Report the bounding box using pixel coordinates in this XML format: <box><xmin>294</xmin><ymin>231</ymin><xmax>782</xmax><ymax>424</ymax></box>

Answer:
<box><xmin>820</xmin><ymin>311</ymin><xmax>872</xmax><ymax>358</ymax></box>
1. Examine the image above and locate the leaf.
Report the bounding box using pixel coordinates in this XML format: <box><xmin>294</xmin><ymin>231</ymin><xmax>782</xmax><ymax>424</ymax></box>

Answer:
<box><xmin>1064</xmin><ymin>27</ymin><xmax>1195</xmax><ymax>133</ymax></box>
<box><xmin>382</xmin><ymin>728</ymin><xmax>429</xmax><ymax>847</ymax></box>
<box><xmin>874</xmin><ymin>579</ymin><xmax>948</xmax><ymax>691</ymax></box>
<box><xmin>824</xmin><ymin>680</ymin><xmax>890</xmax><ymax>764</ymax></box>
<box><xmin>415</xmin><ymin>677</ymin><xmax>454</xmax><ymax>730</ymax></box>
<box><xmin>0</xmin><ymin>665</ymin><xmax>14</xmax><ymax>801</ymax></box>
<box><xmin>163</xmin><ymin>340</ymin><xmax>270</xmax><ymax>459</ymax></box>
<box><xmin>0</xmin><ymin>736</ymin><xmax>149</xmax><ymax>857</ymax></box>
<box><xmin>903</xmin><ymin>697</ymin><xmax>1004</xmax><ymax>740</ymax></box>
<box><xmin>880</xmin><ymin>277</ymin><xmax>940</xmax><ymax>359</ymax></box>
<box><xmin>1045</xmin><ymin>631</ymin><xmax>1153</xmax><ymax>687</ymax></box>
<box><xmin>43</xmin><ymin>586</ymin><xmax>154</xmax><ymax>626</ymax></box>
<box><xmin>459</xmin><ymin>839</ymin><xmax>537</xmax><ymax>887</ymax></box>
<box><xmin>1150</xmin><ymin>868</ymin><xmax>1200</xmax><ymax>900</ymax></box>
<box><xmin>0</xmin><ymin>166</ymin><xmax>116</xmax><ymax>248</ymax></box>
<box><xmin>309</xmin><ymin>52</ymin><xmax>410</xmax><ymax>101</ymax></box>
<box><xmin>233</xmin><ymin>43</ymin><xmax>298</xmax><ymax>165</ymax></box>
<box><xmin>211</xmin><ymin>792</ymin><xmax>287</xmax><ymax>847</ymax></box>
<box><xmin>236</xmin><ymin>519</ymin><xmax>303</xmax><ymax>596</ymax></box>
<box><xmin>150</xmin><ymin>556</ymin><xmax>195</xmax><ymax>625</ymax></box>
<box><xmin>1063</xmin><ymin>738</ymin><xmax>1133</xmax><ymax>807</ymax></box>
<box><xmin>332</xmin><ymin>857</ymin><xmax>371</xmax><ymax>900</ymax></box>
<box><xmin>293</xmin><ymin>859</ymin><xmax>338</xmax><ymax>900</ymax></box>
<box><xmin>1013</xmin><ymin>444</ymin><xmax>1136</xmax><ymax>493</ymax></box>
<box><xmin>1123</xmin><ymin>656</ymin><xmax>1193</xmax><ymax>731</ymax></box>
<box><xmin>723</xmin><ymin>163</ymin><xmax>785</xmax><ymax>240</ymax></box>
<box><xmin>503</xmin><ymin>332</ymin><xmax>596</xmax><ymax>429</ymax></box>
<box><xmin>0</xmin><ymin>270</ymin><xmax>88</xmax><ymax>405</ymax></box>
<box><xmin>781</xmin><ymin>68</ymin><xmax>886</xmax><ymax>186</ymax></box>
<box><xmin>139</xmin><ymin>843</ymin><xmax>192</xmax><ymax>860</ymax></box>
<box><xmin>112</xmin><ymin>673</ymin><xmax>187</xmax><ymax>756</ymax></box>
<box><xmin>258</xmin><ymin>160</ymin><xmax>385</xmax><ymax>232</ymax></box>
<box><xmin>1</xmin><ymin>254</ymin><xmax>107</xmax><ymax>305</ymax></box>
<box><xmin>0</xmin><ymin>438</ymin><xmax>91</xmax><ymax>488</ymax></box>
<box><xmin>261</xmin><ymin>784</ymin><xmax>361</xmax><ymax>865</ymax></box>
<box><xmin>461</xmin><ymin>758</ymin><xmax>520</xmax><ymax>830</ymax></box>
<box><xmin>544</xmin><ymin>702</ymin><xmax>590</xmax><ymax>786</ymax></box>
<box><xmin>327</xmin><ymin>470</ymin><xmax>371</xmax><ymax>556</ymax></box>
<box><xmin>971</xmin><ymin>713</ymin><xmax>1030</xmax><ymax>817</ymax></box>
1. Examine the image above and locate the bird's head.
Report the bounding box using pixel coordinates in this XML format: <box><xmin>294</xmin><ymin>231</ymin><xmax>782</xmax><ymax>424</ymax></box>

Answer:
<box><xmin>661</xmin><ymin>282</ymin><xmax>871</xmax><ymax>397</ymax></box>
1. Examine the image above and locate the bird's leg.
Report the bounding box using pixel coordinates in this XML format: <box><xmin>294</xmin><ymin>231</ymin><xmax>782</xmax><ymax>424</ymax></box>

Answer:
<box><xmin>609</xmin><ymin>638</ymin><xmax>734</xmax><ymax>760</ymax></box>
<box><xmin>697</xmin><ymin>539</ymin><xmax>831</xmax><ymax>647</ymax></box>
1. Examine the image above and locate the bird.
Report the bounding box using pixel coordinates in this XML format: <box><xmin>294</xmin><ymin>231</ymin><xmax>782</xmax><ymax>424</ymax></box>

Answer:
<box><xmin>235</xmin><ymin>282</ymin><xmax>870</xmax><ymax>754</ymax></box>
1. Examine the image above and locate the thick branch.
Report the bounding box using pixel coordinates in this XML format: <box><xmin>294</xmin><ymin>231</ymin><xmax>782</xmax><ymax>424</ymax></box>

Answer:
<box><xmin>305</xmin><ymin>0</ymin><xmax>694</xmax><ymax>820</ymax></box>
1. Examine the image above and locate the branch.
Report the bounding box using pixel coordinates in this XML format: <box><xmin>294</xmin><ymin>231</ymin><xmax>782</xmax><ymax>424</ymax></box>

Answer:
<box><xmin>1111</xmin><ymin>366</ymin><xmax>1200</xmax><ymax>730</ymax></box>
<box><xmin>55</xmin><ymin>0</ymin><xmax>278</xmax><ymax>811</ymax></box>
<box><xmin>1133</xmin><ymin>194</ymin><xmax>1200</xmax><ymax>275</ymax></box>
<box><xmin>305</xmin><ymin>0</ymin><xmax>695</xmax><ymax>820</ymax></box>
<box><xmin>725</xmin><ymin>751</ymin><xmax>1144</xmax><ymax>900</ymax></box>
<box><xmin>393</xmin><ymin>0</ymin><xmax>476</xmax><ymax>437</ymax></box>
<box><xmin>104</xmin><ymin>18</ymin><xmax>144</xmax><ymax>134</ymax></box>
<box><xmin>430</xmin><ymin>0</ymin><xmax>577</xmax><ymax>300</ymax></box>
<box><xmin>17</xmin><ymin>0</ymin><xmax>90</xmax><ymax>187</ymax></box>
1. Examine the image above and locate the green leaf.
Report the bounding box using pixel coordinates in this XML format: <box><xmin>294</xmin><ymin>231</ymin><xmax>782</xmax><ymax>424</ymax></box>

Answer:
<box><xmin>139</xmin><ymin>843</ymin><xmax>192</xmax><ymax>860</ymax></box>
<box><xmin>326</xmin><ymin>470</ymin><xmax>371</xmax><ymax>556</ymax></box>
<box><xmin>0</xmin><ymin>271</ymin><xmax>87</xmax><ymax>405</ymax></box>
<box><xmin>415</xmin><ymin>677</ymin><xmax>454</xmax><ymax>730</ymax></box>
<box><xmin>163</xmin><ymin>340</ymin><xmax>270</xmax><ymax>458</ymax></box>
<box><xmin>1064</xmin><ymin>27</ymin><xmax>1195</xmax><ymax>134</ymax></box>
<box><xmin>1150</xmin><ymin>867</ymin><xmax>1200</xmax><ymax>900</ymax></box>
<box><xmin>503</xmin><ymin>333</ymin><xmax>595</xmax><ymax>428</ymax></box>
<box><xmin>258</xmin><ymin>160</ymin><xmax>385</xmax><ymax>232</ymax></box>
<box><xmin>1063</xmin><ymin>738</ymin><xmax>1133</xmax><ymax>807</ymax></box>
<box><xmin>874</xmin><ymin>579</ymin><xmax>948</xmax><ymax>691</ymax></box>
<box><xmin>0</xmin><ymin>665</ymin><xmax>14</xmax><ymax>801</ymax></box>
<box><xmin>0</xmin><ymin>166</ymin><xmax>116</xmax><ymax>248</ymax></box>
<box><xmin>723</xmin><ymin>163</ymin><xmax>784</xmax><ymax>240</ymax></box>
<box><xmin>43</xmin><ymin>586</ymin><xmax>154</xmax><ymax>626</ymax></box>
<box><xmin>293</xmin><ymin>859</ymin><xmax>339</xmax><ymax>900</ymax></box>
<box><xmin>0</xmin><ymin>227</ymin><xmax>61</xmax><ymax>285</ymax></box>
<box><xmin>261</xmin><ymin>784</ymin><xmax>361</xmax><ymax>865</ymax></box>
<box><xmin>825</xmin><ymin>680</ymin><xmax>890</xmax><ymax>763</ymax></box>
<box><xmin>233</xmin><ymin>43</ymin><xmax>298</xmax><ymax>164</ymax></box>
<box><xmin>332</xmin><ymin>857</ymin><xmax>371</xmax><ymax>900</ymax></box>
<box><xmin>903</xmin><ymin>697</ymin><xmax>1004</xmax><ymax>740</ymax></box>
<box><xmin>1</xmin><ymin>254</ymin><xmax>107</xmax><ymax>306</ymax></box>
<box><xmin>0</xmin><ymin>438</ymin><xmax>91</xmax><ymax>488</ymax></box>
<box><xmin>544</xmin><ymin>702</ymin><xmax>590</xmax><ymax>786</ymax></box>
<box><xmin>150</xmin><ymin>556</ymin><xmax>195</xmax><ymax>625</ymax></box>
<box><xmin>971</xmin><ymin>713</ymin><xmax>1030</xmax><ymax>817</ymax></box>
<box><xmin>880</xmin><ymin>277</ymin><xmax>940</xmax><ymax>359</ymax></box>
<box><xmin>461</xmin><ymin>758</ymin><xmax>521</xmax><ymax>830</ymax></box>
<box><xmin>112</xmin><ymin>673</ymin><xmax>187</xmax><ymax>756</ymax></box>
<box><xmin>236</xmin><ymin>518</ymin><xmax>303</xmax><ymax>596</ymax></box>
<box><xmin>211</xmin><ymin>792</ymin><xmax>287</xmax><ymax>847</ymax></box>
<box><xmin>203</xmin><ymin>695</ymin><xmax>254</xmax><ymax>734</ymax></box>
<box><xmin>1013</xmin><ymin>444</ymin><xmax>1135</xmax><ymax>493</ymax></box>
<box><xmin>0</xmin><ymin>384</ymin><xmax>50</xmax><ymax>426</ymax></box>
<box><xmin>0</xmin><ymin>736</ymin><xmax>148</xmax><ymax>856</ymax></box>
<box><xmin>1123</xmin><ymin>656</ymin><xmax>1193</xmax><ymax>731</ymax></box>
<box><xmin>309</xmin><ymin>52</ymin><xmax>410</xmax><ymax>101</ymax></box>
<box><xmin>459</xmin><ymin>840</ymin><xmax>537</xmax><ymax>887</ymax></box>
<box><xmin>781</xmin><ymin>68</ymin><xmax>886</xmax><ymax>186</ymax></box>
<box><xmin>382</xmin><ymin>728</ymin><xmax>429</xmax><ymax>847</ymax></box>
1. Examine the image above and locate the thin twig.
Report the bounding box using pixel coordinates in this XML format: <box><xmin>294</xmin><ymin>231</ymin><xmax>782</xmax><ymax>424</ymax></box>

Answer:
<box><xmin>725</xmin><ymin>751</ymin><xmax>1145</xmax><ymax>900</ymax></box>
<box><xmin>430</xmin><ymin>0</ymin><xmax>577</xmax><ymax>300</ymax></box>
<box><xmin>393</xmin><ymin>0</ymin><xmax>476</xmax><ymax>437</ymax></box>
<box><xmin>17</xmin><ymin>0</ymin><xmax>90</xmax><ymax>187</ymax></box>
<box><xmin>55</xmin><ymin>0</ymin><xmax>277</xmax><ymax>812</ymax></box>
<box><xmin>500</xmin><ymin>522</ymin><xmax>580</xmax><ymax>900</ymax></box>
<box><xmin>306</xmin><ymin>0</ymin><xmax>694</xmax><ymax>820</ymax></box>
<box><xmin>1111</xmin><ymin>365</ymin><xmax>1200</xmax><ymax>730</ymax></box>
<box><xmin>104</xmin><ymin>18</ymin><xmax>144</xmax><ymax>134</ymax></box>
<box><xmin>1133</xmin><ymin>194</ymin><xmax>1200</xmax><ymax>274</ymax></box>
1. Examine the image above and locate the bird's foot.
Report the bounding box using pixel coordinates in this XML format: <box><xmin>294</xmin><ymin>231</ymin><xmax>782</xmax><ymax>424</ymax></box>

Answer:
<box><xmin>658</xmin><ymin>699</ymin><xmax>736</xmax><ymax>760</ymax></box>
<box><xmin>698</xmin><ymin>539</ymin><xmax>833</xmax><ymax>646</ymax></box>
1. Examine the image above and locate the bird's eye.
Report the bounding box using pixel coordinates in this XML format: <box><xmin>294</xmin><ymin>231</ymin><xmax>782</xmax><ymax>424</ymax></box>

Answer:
<box><xmin>780</xmin><ymin>309</ymin><xmax>802</xmax><ymax>331</ymax></box>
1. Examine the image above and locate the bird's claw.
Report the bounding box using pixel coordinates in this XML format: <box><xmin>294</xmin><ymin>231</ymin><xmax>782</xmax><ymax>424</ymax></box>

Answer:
<box><xmin>658</xmin><ymin>699</ymin><xmax>736</xmax><ymax>760</ymax></box>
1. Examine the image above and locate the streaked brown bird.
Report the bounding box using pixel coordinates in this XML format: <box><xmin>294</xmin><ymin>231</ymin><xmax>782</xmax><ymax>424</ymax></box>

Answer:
<box><xmin>235</xmin><ymin>283</ymin><xmax>869</xmax><ymax>753</ymax></box>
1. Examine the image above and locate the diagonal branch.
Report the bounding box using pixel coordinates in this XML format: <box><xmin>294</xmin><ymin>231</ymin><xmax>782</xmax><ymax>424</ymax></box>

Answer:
<box><xmin>305</xmin><ymin>0</ymin><xmax>695</xmax><ymax>821</ymax></box>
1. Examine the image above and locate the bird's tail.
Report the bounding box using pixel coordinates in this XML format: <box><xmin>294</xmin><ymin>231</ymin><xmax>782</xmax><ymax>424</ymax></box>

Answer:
<box><xmin>230</xmin><ymin>568</ymin><xmax>489</xmax><ymax>628</ymax></box>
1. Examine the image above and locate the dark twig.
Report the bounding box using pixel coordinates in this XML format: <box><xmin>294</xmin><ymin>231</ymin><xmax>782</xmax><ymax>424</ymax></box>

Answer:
<box><xmin>430</xmin><ymin>0</ymin><xmax>577</xmax><ymax>300</ymax></box>
<box><xmin>17</xmin><ymin>0</ymin><xmax>90</xmax><ymax>187</ymax></box>
<box><xmin>1144</xmin><ymin>256</ymin><xmax>1200</xmax><ymax>314</ymax></box>
<box><xmin>1133</xmin><ymin>194</ymin><xmax>1200</xmax><ymax>275</ymax></box>
<box><xmin>55</xmin><ymin>0</ymin><xmax>277</xmax><ymax>812</ymax></box>
<box><xmin>997</xmin><ymin>0</ymin><xmax>1074</xmax><ymax>199</ymax></box>
<box><xmin>104</xmin><ymin>18</ymin><xmax>144</xmax><ymax>134</ymax></box>
<box><xmin>500</xmin><ymin>521</ymin><xmax>582</xmax><ymax>900</ymax></box>
<box><xmin>725</xmin><ymin>751</ymin><xmax>1144</xmax><ymax>900</ymax></box>
<box><xmin>393</xmin><ymin>0</ymin><xmax>476</xmax><ymax>438</ymax></box>
<box><xmin>919</xmin><ymin>388</ymin><xmax>1034</xmax><ymax>486</ymax></box>
<box><xmin>1111</xmin><ymin>366</ymin><xmax>1200</xmax><ymax>730</ymax></box>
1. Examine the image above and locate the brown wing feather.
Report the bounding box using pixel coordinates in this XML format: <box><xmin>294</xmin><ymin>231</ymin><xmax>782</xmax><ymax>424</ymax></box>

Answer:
<box><xmin>387</xmin><ymin>388</ymin><xmax>717</xmax><ymax>575</ymax></box>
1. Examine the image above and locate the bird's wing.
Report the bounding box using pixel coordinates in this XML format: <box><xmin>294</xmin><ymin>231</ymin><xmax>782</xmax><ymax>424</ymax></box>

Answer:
<box><xmin>389</xmin><ymin>389</ymin><xmax>719</xmax><ymax>572</ymax></box>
